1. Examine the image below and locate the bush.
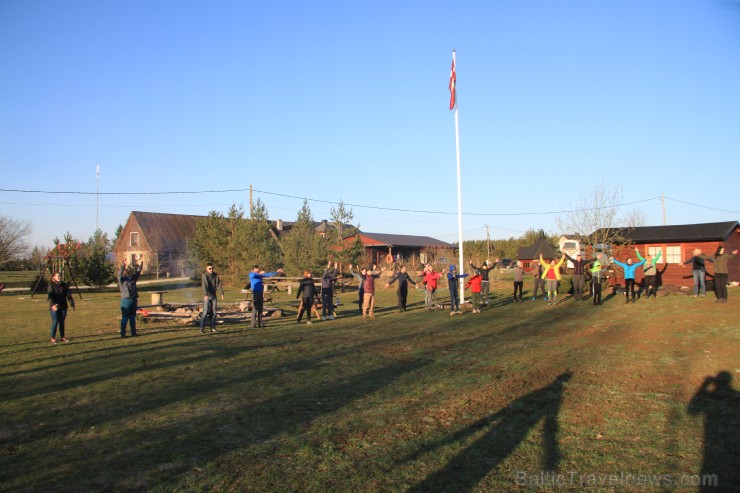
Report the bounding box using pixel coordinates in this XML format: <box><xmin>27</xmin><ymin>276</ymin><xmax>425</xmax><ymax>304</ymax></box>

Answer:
<box><xmin>559</xmin><ymin>276</ymin><xmax>573</xmax><ymax>295</ymax></box>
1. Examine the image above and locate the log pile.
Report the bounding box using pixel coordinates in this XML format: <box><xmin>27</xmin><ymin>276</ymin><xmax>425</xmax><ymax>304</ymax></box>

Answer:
<box><xmin>137</xmin><ymin>302</ymin><xmax>282</xmax><ymax>325</ymax></box>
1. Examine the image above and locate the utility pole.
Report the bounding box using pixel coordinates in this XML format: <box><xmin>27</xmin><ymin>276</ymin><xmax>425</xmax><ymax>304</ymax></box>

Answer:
<box><xmin>249</xmin><ymin>184</ymin><xmax>253</xmax><ymax>217</ymax></box>
<box><xmin>661</xmin><ymin>193</ymin><xmax>666</xmax><ymax>225</ymax></box>
<box><xmin>485</xmin><ymin>224</ymin><xmax>491</xmax><ymax>261</ymax></box>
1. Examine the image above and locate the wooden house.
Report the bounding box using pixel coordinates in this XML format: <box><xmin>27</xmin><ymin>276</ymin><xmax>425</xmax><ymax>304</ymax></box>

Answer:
<box><xmin>517</xmin><ymin>233</ymin><xmax>559</xmax><ymax>273</ymax></box>
<box><xmin>112</xmin><ymin>211</ymin><xmax>200</xmax><ymax>277</ymax></box>
<box><xmin>342</xmin><ymin>232</ymin><xmax>454</xmax><ymax>267</ymax></box>
<box><xmin>593</xmin><ymin>221</ymin><xmax>740</xmax><ymax>288</ymax></box>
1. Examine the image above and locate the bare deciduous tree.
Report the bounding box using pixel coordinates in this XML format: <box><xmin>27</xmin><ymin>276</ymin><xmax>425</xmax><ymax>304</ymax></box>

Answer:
<box><xmin>556</xmin><ymin>184</ymin><xmax>633</xmax><ymax>252</ymax></box>
<box><xmin>0</xmin><ymin>216</ymin><xmax>32</xmax><ymax>265</ymax></box>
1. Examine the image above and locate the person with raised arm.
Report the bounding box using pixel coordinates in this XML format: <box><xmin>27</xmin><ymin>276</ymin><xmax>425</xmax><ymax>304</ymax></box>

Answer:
<box><xmin>321</xmin><ymin>261</ymin><xmax>339</xmax><ymax>320</ymax></box>
<box><xmin>683</xmin><ymin>248</ymin><xmax>712</xmax><ymax>298</ymax></box>
<box><xmin>564</xmin><ymin>253</ymin><xmax>591</xmax><ymax>301</ymax></box>
<box><xmin>635</xmin><ymin>248</ymin><xmax>661</xmax><ymax>299</ymax></box>
<box><xmin>539</xmin><ymin>254</ymin><xmax>566</xmax><ymax>306</ymax></box>
<box><xmin>446</xmin><ymin>264</ymin><xmax>469</xmax><ymax>315</ymax></box>
<box><xmin>469</xmin><ymin>258</ymin><xmax>497</xmax><ymax>305</ymax></box>
<box><xmin>360</xmin><ymin>264</ymin><xmax>385</xmax><ymax>319</ymax></box>
<box><xmin>421</xmin><ymin>264</ymin><xmax>441</xmax><ymax>310</ymax></box>
<box><xmin>118</xmin><ymin>258</ymin><xmax>143</xmax><ymax>337</ymax></box>
<box><xmin>296</xmin><ymin>270</ymin><xmax>318</xmax><ymax>325</ymax></box>
<box><xmin>348</xmin><ymin>264</ymin><xmax>366</xmax><ymax>315</ymax></box>
<box><xmin>709</xmin><ymin>245</ymin><xmax>738</xmax><ymax>303</ymax></box>
<box><xmin>611</xmin><ymin>254</ymin><xmax>646</xmax><ymax>303</ymax></box>
<box><xmin>386</xmin><ymin>265</ymin><xmax>417</xmax><ymax>312</ymax></box>
<box><xmin>247</xmin><ymin>264</ymin><xmax>284</xmax><ymax>328</ymax></box>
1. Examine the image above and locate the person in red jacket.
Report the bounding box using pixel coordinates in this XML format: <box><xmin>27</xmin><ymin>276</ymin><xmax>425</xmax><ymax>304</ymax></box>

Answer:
<box><xmin>421</xmin><ymin>264</ymin><xmax>441</xmax><ymax>310</ymax></box>
<box><xmin>466</xmin><ymin>270</ymin><xmax>483</xmax><ymax>313</ymax></box>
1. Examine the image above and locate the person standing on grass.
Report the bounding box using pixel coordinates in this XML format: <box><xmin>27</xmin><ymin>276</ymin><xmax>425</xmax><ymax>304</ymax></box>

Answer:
<box><xmin>47</xmin><ymin>271</ymin><xmax>75</xmax><ymax>344</ymax></box>
<box><xmin>361</xmin><ymin>265</ymin><xmax>384</xmax><ymax>319</ymax></box>
<box><xmin>531</xmin><ymin>259</ymin><xmax>546</xmax><ymax>301</ymax></box>
<box><xmin>683</xmin><ymin>249</ymin><xmax>712</xmax><ymax>298</ymax></box>
<box><xmin>447</xmin><ymin>265</ymin><xmax>469</xmax><ymax>315</ymax></box>
<box><xmin>348</xmin><ymin>264</ymin><xmax>366</xmax><ymax>315</ymax></box>
<box><xmin>296</xmin><ymin>270</ymin><xmax>318</xmax><ymax>325</ymax></box>
<box><xmin>421</xmin><ymin>264</ymin><xmax>441</xmax><ymax>310</ymax></box>
<box><xmin>709</xmin><ymin>245</ymin><xmax>737</xmax><ymax>303</ymax></box>
<box><xmin>589</xmin><ymin>259</ymin><xmax>604</xmax><ymax>305</ymax></box>
<box><xmin>469</xmin><ymin>258</ymin><xmax>497</xmax><ymax>305</ymax></box>
<box><xmin>539</xmin><ymin>254</ymin><xmax>566</xmax><ymax>306</ymax></box>
<box><xmin>512</xmin><ymin>261</ymin><xmax>524</xmax><ymax>303</ymax></box>
<box><xmin>247</xmin><ymin>264</ymin><xmax>284</xmax><ymax>328</ymax></box>
<box><xmin>611</xmin><ymin>255</ymin><xmax>646</xmax><ymax>303</ymax></box>
<box><xmin>200</xmin><ymin>263</ymin><xmax>224</xmax><ymax>333</ymax></box>
<box><xmin>465</xmin><ymin>270</ymin><xmax>483</xmax><ymax>313</ymax></box>
<box><xmin>118</xmin><ymin>259</ymin><xmax>142</xmax><ymax>337</ymax></box>
<box><xmin>635</xmin><ymin>248</ymin><xmax>661</xmax><ymax>299</ymax></box>
<box><xmin>386</xmin><ymin>265</ymin><xmax>418</xmax><ymax>312</ymax></box>
<box><xmin>321</xmin><ymin>261</ymin><xmax>339</xmax><ymax>320</ymax></box>
<box><xmin>564</xmin><ymin>253</ymin><xmax>590</xmax><ymax>301</ymax></box>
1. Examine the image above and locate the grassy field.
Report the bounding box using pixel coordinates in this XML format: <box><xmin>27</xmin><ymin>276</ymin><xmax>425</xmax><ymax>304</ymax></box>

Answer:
<box><xmin>1</xmin><ymin>280</ymin><xmax>738</xmax><ymax>492</ymax></box>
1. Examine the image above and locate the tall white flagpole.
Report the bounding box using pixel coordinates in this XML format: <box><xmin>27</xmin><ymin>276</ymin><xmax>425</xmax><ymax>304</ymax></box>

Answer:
<box><xmin>451</xmin><ymin>50</ymin><xmax>465</xmax><ymax>304</ymax></box>
<box><xmin>96</xmin><ymin>165</ymin><xmax>100</xmax><ymax>230</ymax></box>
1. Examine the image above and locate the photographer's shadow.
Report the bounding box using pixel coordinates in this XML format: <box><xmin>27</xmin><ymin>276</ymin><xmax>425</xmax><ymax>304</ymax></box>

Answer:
<box><xmin>407</xmin><ymin>371</ymin><xmax>572</xmax><ymax>493</ymax></box>
<box><xmin>687</xmin><ymin>371</ymin><xmax>740</xmax><ymax>491</ymax></box>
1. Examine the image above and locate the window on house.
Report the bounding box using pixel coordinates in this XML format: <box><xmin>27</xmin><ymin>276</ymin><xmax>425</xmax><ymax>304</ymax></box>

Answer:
<box><xmin>648</xmin><ymin>246</ymin><xmax>664</xmax><ymax>263</ymax></box>
<box><xmin>130</xmin><ymin>232</ymin><xmax>139</xmax><ymax>247</ymax></box>
<box><xmin>666</xmin><ymin>246</ymin><xmax>681</xmax><ymax>264</ymax></box>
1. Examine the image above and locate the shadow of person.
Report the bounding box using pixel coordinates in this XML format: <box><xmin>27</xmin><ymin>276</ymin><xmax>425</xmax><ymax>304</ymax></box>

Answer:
<box><xmin>407</xmin><ymin>371</ymin><xmax>572</xmax><ymax>493</ymax></box>
<box><xmin>687</xmin><ymin>371</ymin><xmax>740</xmax><ymax>491</ymax></box>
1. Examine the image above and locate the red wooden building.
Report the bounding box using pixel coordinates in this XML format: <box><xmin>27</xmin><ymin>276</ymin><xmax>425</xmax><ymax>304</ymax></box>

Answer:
<box><xmin>595</xmin><ymin>221</ymin><xmax>739</xmax><ymax>288</ymax></box>
<box><xmin>342</xmin><ymin>232</ymin><xmax>454</xmax><ymax>267</ymax></box>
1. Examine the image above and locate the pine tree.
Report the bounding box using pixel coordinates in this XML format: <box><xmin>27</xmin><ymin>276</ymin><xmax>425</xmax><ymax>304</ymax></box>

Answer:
<box><xmin>281</xmin><ymin>200</ymin><xmax>328</xmax><ymax>276</ymax></box>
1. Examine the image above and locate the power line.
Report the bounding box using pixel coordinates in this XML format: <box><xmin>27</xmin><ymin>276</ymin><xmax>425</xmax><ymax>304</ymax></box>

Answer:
<box><xmin>664</xmin><ymin>196</ymin><xmax>739</xmax><ymax>215</ymax></box>
<box><xmin>0</xmin><ymin>186</ymin><xmax>663</xmax><ymax>217</ymax></box>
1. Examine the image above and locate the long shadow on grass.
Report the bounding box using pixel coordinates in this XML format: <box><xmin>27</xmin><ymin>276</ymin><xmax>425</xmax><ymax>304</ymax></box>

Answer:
<box><xmin>687</xmin><ymin>370</ymin><xmax>739</xmax><ymax>491</ymax></box>
<box><xmin>407</xmin><ymin>371</ymin><xmax>572</xmax><ymax>493</ymax></box>
<box><xmin>4</xmin><ymin>357</ymin><xmax>432</xmax><ymax>492</ymax></box>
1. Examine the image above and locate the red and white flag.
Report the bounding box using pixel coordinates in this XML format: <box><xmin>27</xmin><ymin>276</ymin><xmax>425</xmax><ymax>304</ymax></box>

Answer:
<box><xmin>449</xmin><ymin>57</ymin><xmax>456</xmax><ymax>110</ymax></box>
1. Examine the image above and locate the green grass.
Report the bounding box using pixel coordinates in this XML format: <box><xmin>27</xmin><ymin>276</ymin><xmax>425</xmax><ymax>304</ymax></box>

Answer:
<box><xmin>1</xmin><ymin>283</ymin><xmax>738</xmax><ymax>492</ymax></box>
<box><xmin>0</xmin><ymin>270</ymin><xmax>38</xmax><ymax>289</ymax></box>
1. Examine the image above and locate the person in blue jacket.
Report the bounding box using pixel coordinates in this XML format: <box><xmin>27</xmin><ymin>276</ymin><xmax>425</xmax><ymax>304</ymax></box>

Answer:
<box><xmin>447</xmin><ymin>265</ymin><xmax>469</xmax><ymax>315</ymax></box>
<box><xmin>246</xmin><ymin>264</ymin><xmax>284</xmax><ymax>328</ymax></box>
<box><xmin>611</xmin><ymin>255</ymin><xmax>646</xmax><ymax>303</ymax></box>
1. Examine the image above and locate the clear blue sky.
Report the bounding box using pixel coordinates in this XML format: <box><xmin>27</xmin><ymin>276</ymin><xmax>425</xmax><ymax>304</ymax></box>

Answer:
<box><xmin>1</xmin><ymin>0</ymin><xmax>739</xmax><ymax>249</ymax></box>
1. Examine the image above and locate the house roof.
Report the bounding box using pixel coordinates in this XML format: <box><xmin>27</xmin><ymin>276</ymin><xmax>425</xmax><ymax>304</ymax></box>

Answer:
<box><xmin>129</xmin><ymin>211</ymin><xmax>200</xmax><ymax>252</ymax></box>
<box><xmin>517</xmin><ymin>236</ymin><xmax>559</xmax><ymax>259</ymax></box>
<box><xmin>356</xmin><ymin>232</ymin><xmax>453</xmax><ymax>249</ymax></box>
<box><xmin>592</xmin><ymin>221</ymin><xmax>739</xmax><ymax>244</ymax></box>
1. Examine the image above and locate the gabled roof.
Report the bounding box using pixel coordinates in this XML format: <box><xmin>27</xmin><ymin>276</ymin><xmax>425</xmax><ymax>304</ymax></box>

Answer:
<box><xmin>592</xmin><ymin>221</ymin><xmax>739</xmax><ymax>244</ymax></box>
<box><xmin>517</xmin><ymin>235</ymin><xmax>558</xmax><ymax>260</ymax></box>
<box><xmin>356</xmin><ymin>232</ymin><xmax>453</xmax><ymax>249</ymax></box>
<box><xmin>130</xmin><ymin>211</ymin><xmax>200</xmax><ymax>252</ymax></box>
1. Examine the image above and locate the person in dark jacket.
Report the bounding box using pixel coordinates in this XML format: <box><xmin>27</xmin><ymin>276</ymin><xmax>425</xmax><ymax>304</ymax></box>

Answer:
<box><xmin>469</xmin><ymin>258</ymin><xmax>497</xmax><ymax>305</ymax></box>
<box><xmin>47</xmin><ymin>271</ymin><xmax>75</xmax><ymax>344</ymax></box>
<box><xmin>447</xmin><ymin>264</ymin><xmax>469</xmax><ymax>315</ymax></box>
<box><xmin>709</xmin><ymin>245</ymin><xmax>737</xmax><ymax>303</ymax></box>
<box><xmin>200</xmin><ymin>263</ymin><xmax>224</xmax><ymax>333</ymax></box>
<box><xmin>386</xmin><ymin>265</ymin><xmax>418</xmax><ymax>312</ymax></box>
<box><xmin>683</xmin><ymin>249</ymin><xmax>712</xmax><ymax>298</ymax></box>
<box><xmin>321</xmin><ymin>261</ymin><xmax>339</xmax><ymax>320</ymax></box>
<box><xmin>564</xmin><ymin>253</ymin><xmax>592</xmax><ymax>301</ymax></box>
<box><xmin>118</xmin><ymin>259</ymin><xmax>143</xmax><ymax>337</ymax></box>
<box><xmin>349</xmin><ymin>264</ymin><xmax>366</xmax><ymax>314</ymax></box>
<box><xmin>296</xmin><ymin>270</ymin><xmax>318</xmax><ymax>325</ymax></box>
